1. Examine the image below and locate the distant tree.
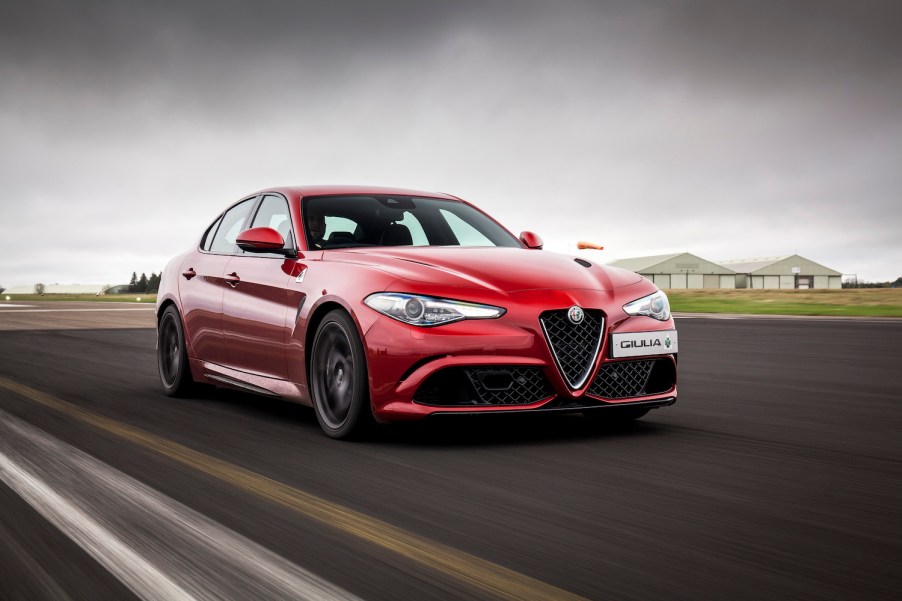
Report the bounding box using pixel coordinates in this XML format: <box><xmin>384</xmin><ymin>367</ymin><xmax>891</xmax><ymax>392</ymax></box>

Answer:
<box><xmin>35</xmin><ymin>283</ymin><xmax>45</xmax><ymax>295</ymax></box>
<box><xmin>147</xmin><ymin>272</ymin><xmax>161</xmax><ymax>293</ymax></box>
<box><xmin>138</xmin><ymin>272</ymin><xmax>149</xmax><ymax>293</ymax></box>
<box><xmin>128</xmin><ymin>271</ymin><xmax>138</xmax><ymax>293</ymax></box>
<box><xmin>0</xmin><ymin>285</ymin><xmax>5</xmax><ymax>294</ymax></box>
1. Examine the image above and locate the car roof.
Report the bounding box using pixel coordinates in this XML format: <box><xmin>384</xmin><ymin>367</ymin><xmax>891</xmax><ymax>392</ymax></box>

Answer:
<box><xmin>257</xmin><ymin>185</ymin><xmax>462</xmax><ymax>201</ymax></box>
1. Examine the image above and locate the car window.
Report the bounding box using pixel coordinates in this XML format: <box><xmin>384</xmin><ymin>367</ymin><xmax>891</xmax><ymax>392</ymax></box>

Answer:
<box><xmin>323</xmin><ymin>216</ymin><xmax>358</xmax><ymax>242</ymax></box>
<box><xmin>396</xmin><ymin>211</ymin><xmax>429</xmax><ymax>245</ymax></box>
<box><xmin>302</xmin><ymin>196</ymin><xmax>519</xmax><ymax>249</ymax></box>
<box><xmin>440</xmin><ymin>209</ymin><xmax>494</xmax><ymax>246</ymax></box>
<box><xmin>200</xmin><ymin>215</ymin><xmax>223</xmax><ymax>251</ymax></box>
<box><xmin>209</xmin><ymin>198</ymin><xmax>254</xmax><ymax>254</ymax></box>
<box><xmin>251</xmin><ymin>195</ymin><xmax>293</xmax><ymax>248</ymax></box>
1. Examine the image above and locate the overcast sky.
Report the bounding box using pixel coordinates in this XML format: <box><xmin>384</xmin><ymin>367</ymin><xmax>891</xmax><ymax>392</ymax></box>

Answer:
<box><xmin>1</xmin><ymin>0</ymin><xmax>900</xmax><ymax>288</ymax></box>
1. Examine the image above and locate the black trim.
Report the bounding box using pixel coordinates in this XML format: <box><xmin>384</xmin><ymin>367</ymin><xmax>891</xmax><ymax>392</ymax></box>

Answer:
<box><xmin>427</xmin><ymin>397</ymin><xmax>676</xmax><ymax>417</ymax></box>
<box><xmin>204</xmin><ymin>373</ymin><xmax>279</xmax><ymax>397</ymax></box>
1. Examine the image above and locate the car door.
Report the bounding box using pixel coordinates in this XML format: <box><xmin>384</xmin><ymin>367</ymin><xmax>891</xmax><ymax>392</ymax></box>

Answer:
<box><xmin>221</xmin><ymin>193</ymin><xmax>303</xmax><ymax>380</ymax></box>
<box><xmin>179</xmin><ymin>196</ymin><xmax>257</xmax><ymax>366</ymax></box>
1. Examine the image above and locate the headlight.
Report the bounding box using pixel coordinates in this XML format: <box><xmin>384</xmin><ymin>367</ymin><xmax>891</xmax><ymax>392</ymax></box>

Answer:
<box><xmin>364</xmin><ymin>293</ymin><xmax>505</xmax><ymax>326</ymax></box>
<box><xmin>623</xmin><ymin>290</ymin><xmax>670</xmax><ymax>321</ymax></box>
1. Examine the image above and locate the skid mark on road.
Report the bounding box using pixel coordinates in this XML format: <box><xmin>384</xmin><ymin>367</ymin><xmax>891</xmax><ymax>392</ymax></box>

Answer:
<box><xmin>0</xmin><ymin>408</ymin><xmax>360</xmax><ymax>601</ymax></box>
<box><xmin>0</xmin><ymin>376</ymin><xmax>588</xmax><ymax>601</ymax></box>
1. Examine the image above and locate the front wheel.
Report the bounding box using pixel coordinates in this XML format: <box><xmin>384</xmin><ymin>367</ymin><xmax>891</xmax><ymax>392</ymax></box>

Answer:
<box><xmin>309</xmin><ymin>310</ymin><xmax>373</xmax><ymax>439</ymax></box>
<box><xmin>157</xmin><ymin>305</ymin><xmax>195</xmax><ymax>396</ymax></box>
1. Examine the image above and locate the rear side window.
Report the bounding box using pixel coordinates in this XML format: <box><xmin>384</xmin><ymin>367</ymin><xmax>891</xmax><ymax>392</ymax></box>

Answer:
<box><xmin>200</xmin><ymin>216</ymin><xmax>223</xmax><ymax>251</ymax></box>
<box><xmin>209</xmin><ymin>198</ymin><xmax>254</xmax><ymax>254</ymax></box>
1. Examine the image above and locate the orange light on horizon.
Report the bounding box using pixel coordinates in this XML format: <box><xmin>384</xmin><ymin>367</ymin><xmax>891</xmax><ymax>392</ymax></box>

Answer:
<box><xmin>577</xmin><ymin>241</ymin><xmax>604</xmax><ymax>250</ymax></box>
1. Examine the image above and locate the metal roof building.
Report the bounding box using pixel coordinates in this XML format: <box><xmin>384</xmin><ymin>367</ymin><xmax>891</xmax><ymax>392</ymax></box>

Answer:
<box><xmin>718</xmin><ymin>255</ymin><xmax>842</xmax><ymax>289</ymax></box>
<box><xmin>608</xmin><ymin>252</ymin><xmax>737</xmax><ymax>289</ymax></box>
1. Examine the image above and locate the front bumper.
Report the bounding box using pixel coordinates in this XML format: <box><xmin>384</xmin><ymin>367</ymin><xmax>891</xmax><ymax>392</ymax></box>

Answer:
<box><xmin>362</xmin><ymin>290</ymin><xmax>678</xmax><ymax>422</ymax></box>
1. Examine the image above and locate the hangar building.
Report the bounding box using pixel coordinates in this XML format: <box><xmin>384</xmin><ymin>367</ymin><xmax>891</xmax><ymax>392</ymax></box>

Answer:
<box><xmin>607</xmin><ymin>252</ymin><xmax>737</xmax><ymax>289</ymax></box>
<box><xmin>718</xmin><ymin>255</ymin><xmax>842</xmax><ymax>289</ymax></box>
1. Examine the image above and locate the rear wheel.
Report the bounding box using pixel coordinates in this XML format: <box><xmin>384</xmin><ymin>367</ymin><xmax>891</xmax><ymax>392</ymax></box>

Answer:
<box><xmin>310</xmin><ymin>310</ymin><xmax>373</xmax><ymax>439</ymax></box>
<box><xmin>157</xmin><ymin>305</ymin><xmax>195</xmax><ymax>396</ymax></box>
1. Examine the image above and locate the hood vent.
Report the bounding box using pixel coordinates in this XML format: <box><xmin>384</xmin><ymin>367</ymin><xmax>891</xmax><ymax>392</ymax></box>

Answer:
<box><xmin>574</xmin><ymin>258</ymin><xmax>591</xmax><ymax>268</ymax></box>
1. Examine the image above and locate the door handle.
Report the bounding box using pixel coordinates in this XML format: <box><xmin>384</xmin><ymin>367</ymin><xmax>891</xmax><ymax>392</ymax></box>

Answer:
<box><xmin>182</xmin><ymin>268</ymin><xmax>196</xmax><ymax>280</ymax></box>
<box><xmin>225</xmin><ymin>272</ymin><xmax>241</xmax><ymax>287</ymax></box>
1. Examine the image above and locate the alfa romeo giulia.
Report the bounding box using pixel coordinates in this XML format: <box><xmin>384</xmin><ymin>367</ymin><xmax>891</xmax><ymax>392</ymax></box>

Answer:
<box><xmin>156</xmin><ymin>186</ymin><xmax>678</xmax><ymax>439</ymax></box>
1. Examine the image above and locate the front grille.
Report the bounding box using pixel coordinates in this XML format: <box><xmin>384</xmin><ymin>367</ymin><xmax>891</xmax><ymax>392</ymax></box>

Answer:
<box><xmin>540</xmin><ymin>309</ymin><xmax>604</xmax><ymax>389</ymax></box>
<box><xmin>414</xmin><ymin>367</ymin><xmax>554</xmax><ymax>406</ymax></box>
<box><xmin>587</xmin><ymin>359</ymin><xmax>675</xmax><ymax>399</ymax></box>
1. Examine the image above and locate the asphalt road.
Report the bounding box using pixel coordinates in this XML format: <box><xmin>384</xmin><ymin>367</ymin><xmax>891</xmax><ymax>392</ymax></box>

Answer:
<box><xmin>0</xmin><ymin>303</ymin><xmax>900</xmax><ymax>600</ymax></box>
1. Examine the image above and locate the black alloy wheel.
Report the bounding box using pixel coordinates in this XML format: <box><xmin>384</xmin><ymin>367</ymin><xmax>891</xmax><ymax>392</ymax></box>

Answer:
<box><xmin>157</xmin><ymin>305</ymin><xmax>194</xmax><ymax>396</ymax></box>
<box><xmin>310</xmin><ymin>310</ymin><xmax>372</xmax><ymax>439</ymax></box>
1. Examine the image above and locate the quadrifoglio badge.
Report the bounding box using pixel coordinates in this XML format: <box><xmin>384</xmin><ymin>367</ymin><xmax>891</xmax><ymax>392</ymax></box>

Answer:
<box><xmin>610</xmin><ymin>330</ymin><xmax>678</xmax><ymax>358</ymax></box>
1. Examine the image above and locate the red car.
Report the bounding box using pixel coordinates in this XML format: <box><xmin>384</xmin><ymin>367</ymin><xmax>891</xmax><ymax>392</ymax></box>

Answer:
<box><xmin>156</xmin><ymin>186</ymin><xmax>678</xmax><ymax>439</ymax></box>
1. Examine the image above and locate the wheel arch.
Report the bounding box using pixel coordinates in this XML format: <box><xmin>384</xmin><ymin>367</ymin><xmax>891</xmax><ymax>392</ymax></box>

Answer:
<box><xmin>157</xmin><ymin>298</ymin><xmax>178</xmax><ymax>322</ymax></box>
<box><xmin>303</xmin><ymin>298</ymin><xmax>376</xmax><ymax>407</ymax></box>
<box><xmin>304</xmin><ymin>300</ymin><xmax>351</xmax><ymax>376</ymax></box>
<box><xmin>156</xmin><ymin>298</ymin><xmax>195</xmax><ymax>358</ymax></box>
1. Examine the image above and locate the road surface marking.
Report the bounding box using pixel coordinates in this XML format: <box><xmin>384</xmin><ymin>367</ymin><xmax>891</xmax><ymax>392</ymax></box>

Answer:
<box><xmin>0</xmin><ymin>408</ymin><xmax>360</xmax><ymax>601</ymax></box>
<box><xmin>0</xmin><ymin>376</ymin><xmax>588</xmax><ymax>601</ymax></box>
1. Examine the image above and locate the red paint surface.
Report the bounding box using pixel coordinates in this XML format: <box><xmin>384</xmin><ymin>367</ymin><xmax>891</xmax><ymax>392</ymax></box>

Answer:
<box><xmin>158</xmin><ymin>186</ymin><xmax>678</xmax><ymax>422</ymax></box>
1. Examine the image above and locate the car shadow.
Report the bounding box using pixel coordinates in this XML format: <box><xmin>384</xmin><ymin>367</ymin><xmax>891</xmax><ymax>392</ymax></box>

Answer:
<box><xmin>178</xmin><ymin>384</ymin><xmax>673</xmax><ymax>447</ymax></box>
<box><xmin>380</xmin><ymin>411</ymin><xmax>670</xmax><ymax>448</ymax></box>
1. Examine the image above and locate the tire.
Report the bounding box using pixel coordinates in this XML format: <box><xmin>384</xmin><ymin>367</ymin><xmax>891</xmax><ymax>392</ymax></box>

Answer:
<box><xmin>583</xmin><ymin>406</ymin><xmax>649</xmax><ymax>425</ymax></box>
<box><xmin>309</xmin><ymin>309</ymin><xmax>373</xmax><ymax>439</ymax></box>
<box><xmin>157</xmin><ymin>305</ymin><xmax>195</xmax><ymax>397</ymax></box>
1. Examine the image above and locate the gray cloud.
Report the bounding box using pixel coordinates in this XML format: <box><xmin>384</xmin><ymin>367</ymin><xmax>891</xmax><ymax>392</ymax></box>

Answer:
<box><xmin>1</xmin><ymin>0</ymin><xmax>900</xmax><ymax>287</ymax></box>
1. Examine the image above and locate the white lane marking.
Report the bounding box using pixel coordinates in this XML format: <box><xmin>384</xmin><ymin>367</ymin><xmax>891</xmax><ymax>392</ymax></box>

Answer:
<box><xmin>0</xmin><ymin>410</ymin><xmax>360</xmax><ymax>601</ymax></box>
<box><xmin>0</xmin><ymin>452</ymin><xmax>196</xmax><ymax>601</ymax></box>
<box><xmin>0</xmin><ymin>304</ymin><xmax>35</xmax><ymax>308</ymax></box>
<box><xmin>0</xmin><ymin>308</ymin><xmax>154</xmax><ymax>313</ymax></box>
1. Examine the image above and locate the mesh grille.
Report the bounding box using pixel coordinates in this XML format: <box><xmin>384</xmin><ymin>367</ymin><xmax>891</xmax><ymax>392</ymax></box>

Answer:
<box><xmin>587</xmin><ymin>360</ymin><xmax>654</xmax><ymax>399</ymax></box>
<box><xmin>465</xmin><ymin>368</ymin><xmax>553</xmax><ymax>405</ymax></box>
<box><xmin>540</xmin><ymin>309</ymin><xmax>603</xmax><ymax>389</ymax></box>
<box><xmin>414</xmin><ymin>367</ymin><xmax>553</xmax><ymax>406</ymax></box>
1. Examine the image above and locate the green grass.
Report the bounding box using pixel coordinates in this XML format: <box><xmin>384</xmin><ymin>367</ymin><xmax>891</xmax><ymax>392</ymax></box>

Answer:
<box><xmin>2</xmin><ymin>294</ymin><xmax>157</xmax><ymax>304</ymax></box>
<box><xmin>667</xmin><ymin>289</ymin><xmax>902</xmax><ymax>317</ymax></box>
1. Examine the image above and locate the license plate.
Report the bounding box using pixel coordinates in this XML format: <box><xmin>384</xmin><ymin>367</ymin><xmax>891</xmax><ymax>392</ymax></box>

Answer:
<box><xmin>611</xmin><ymin>330</ymin><xmax>678</xmax><ymax>358</ymax></box>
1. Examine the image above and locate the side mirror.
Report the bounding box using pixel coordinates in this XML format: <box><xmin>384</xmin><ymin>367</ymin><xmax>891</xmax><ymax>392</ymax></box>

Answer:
<box><xmin>236</xmin><ymin>227</ymin><xmax>291</xmax><ymax>254</ymax></box>
<box><xmin>519</xmin><ymin>231</ymin><xmax>543</xmax><ymax>249</ymax></box>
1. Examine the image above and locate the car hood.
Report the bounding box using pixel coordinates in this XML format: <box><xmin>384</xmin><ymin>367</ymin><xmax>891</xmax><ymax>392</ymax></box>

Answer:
<box><xmin>327</xmin><ymin>247</ymin><xmax>643</xmax><ymax>293</ymax></box>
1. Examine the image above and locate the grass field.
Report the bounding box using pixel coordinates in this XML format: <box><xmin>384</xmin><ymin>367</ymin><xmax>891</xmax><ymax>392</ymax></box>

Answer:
<box><xmin>2</xmin><ymin>294</ymin><xmax>157</xmax><ymax>304</ymax></box>
<box><xmin>4</xmin><ymin>289</ymin><xmax>902</xmax><ymax>316</ymax></box>
<box><xmin>667</xmin><ymin>288</ymin><xmax>902</xmax><ymax>317</ymax></box>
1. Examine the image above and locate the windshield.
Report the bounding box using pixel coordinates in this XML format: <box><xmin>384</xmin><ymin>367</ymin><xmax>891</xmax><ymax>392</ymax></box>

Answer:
<box><xmin>302</xmin><ymin>195</ymin><xmax>521</xmax><ymax>250</ymax></box>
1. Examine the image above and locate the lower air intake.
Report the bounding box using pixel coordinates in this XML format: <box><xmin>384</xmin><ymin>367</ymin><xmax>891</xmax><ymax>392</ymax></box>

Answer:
<box><xmin>414</xmin><ymin>367</ymin><xmax>554</xmax><ymax>406</ymax></box>
<box><xmin>587</xmin><ymin>359</ymin><xmax>675</xmax><ymax>399</ymax></box>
